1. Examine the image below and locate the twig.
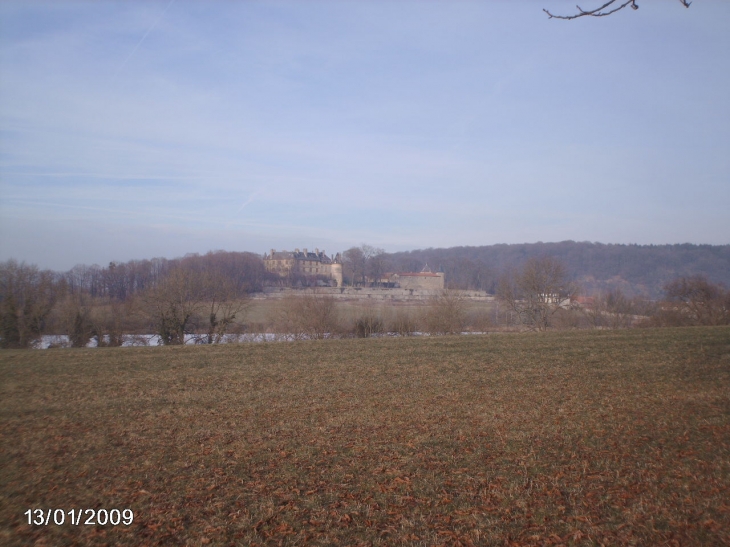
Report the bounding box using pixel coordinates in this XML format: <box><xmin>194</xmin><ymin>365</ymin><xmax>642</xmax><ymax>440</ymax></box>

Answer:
<box><xmin>544</xmin><ymin>0</ymin><xmax>690</xmax><ymax>20</ymax></box>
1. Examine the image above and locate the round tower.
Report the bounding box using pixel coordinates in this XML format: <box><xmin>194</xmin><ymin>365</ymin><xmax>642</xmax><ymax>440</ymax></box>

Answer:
<box><xmin>331</xmin><ymin>261</ymin><xmax>343</xmax><ymax>288</ymax></box>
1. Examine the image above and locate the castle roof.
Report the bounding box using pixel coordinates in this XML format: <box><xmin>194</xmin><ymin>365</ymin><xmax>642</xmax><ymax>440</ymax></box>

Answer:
<box><xmin>266</xmin><ymin>248</ymin><xmax>339</xmax><ymax>264</ymax></box>
<box><xmin>394</xmin><ymin>272</ymin><xmax>442</xmax><ymax>277</ymax></box>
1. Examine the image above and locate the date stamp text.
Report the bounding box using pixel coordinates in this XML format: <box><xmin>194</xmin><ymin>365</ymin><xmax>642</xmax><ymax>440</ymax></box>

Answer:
<box><xmin>24</xmin><ymin>508</ymin><xmax>134</xmax><ymax>526</ymax></box>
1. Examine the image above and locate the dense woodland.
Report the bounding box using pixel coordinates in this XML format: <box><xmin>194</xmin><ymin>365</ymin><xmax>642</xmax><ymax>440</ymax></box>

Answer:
<box><xmin>1</xmin><ymin>242</ymin><xmax>728</xmax><ymax>348</ymax></box>
<box><xmin>383</xmin><ymin>241</ymin><xmax>730</xmax><ymax>297</ymax></box>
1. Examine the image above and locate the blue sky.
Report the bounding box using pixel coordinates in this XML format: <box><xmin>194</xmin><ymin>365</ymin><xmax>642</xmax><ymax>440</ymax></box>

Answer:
<box><xmin>1</xmin><ymin>1</ymin><xmax>728</xmax><ymax>270</ymax></box>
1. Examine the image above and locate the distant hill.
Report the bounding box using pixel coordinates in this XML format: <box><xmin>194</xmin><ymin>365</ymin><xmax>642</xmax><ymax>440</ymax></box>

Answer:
<box><xmin>383</xmin><ymin>242</ymin><xmax>730</xmax><ymax>297</ymax></box>
<box><xmin>22</xmin><ymin>242</ymin><xmax>728</xmax><ymax>301</ymax></box>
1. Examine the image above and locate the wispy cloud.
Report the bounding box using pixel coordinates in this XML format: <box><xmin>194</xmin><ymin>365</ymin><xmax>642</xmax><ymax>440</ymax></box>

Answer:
<box><xmin>112</xmin><ymin>0</ymin><xmax>177</xmax><ymax>78</ymax></box>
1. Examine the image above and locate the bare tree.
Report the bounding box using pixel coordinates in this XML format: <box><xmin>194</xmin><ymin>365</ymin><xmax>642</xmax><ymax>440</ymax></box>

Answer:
<box><xmin>143</xmin><ymin>268</ymin><xmax>205</xmax><ymax>345</ymax></box>
<box><xmin>584</xmin><ymin>289</ymin><xmax>638</xmax><ymax>329</ymax></box>
<box><xmin>343</xmin><ymin>245</ymin><xmax>385</xmax><ymax>286</ymax></box>
<box><xmin>361</xmin><ymin>245</ymin><xmax>385</xmax><ymax>278</ymax></box>
<box><xmin>352</xmin><ymin>303</ymin><xmax>386</xmax><ymax>338</ymax></box>
<box><xmin>343</xmin><ymin>247</ymin><xmax>366</xmax><ymax>286</ymax></box>
<box><xmin>0</xmin><ymin>260</ymin><xmax>60</xmax><ymax>348</ymax></box>
<box><xmin>0</xmin><ymin>291</ymin><xmax>22</xmax><ymax>348</ymax></box>
<box><xmin>423</xmin><ymin>290</ymin><xmax>467</xmax><ymax>335</ymax></box>
<box><xmin>663</xmin><ymin>275</ymin><xmax>729</xmax><ymax>326</ymax></box>
<box><xmin>270</xmin><ymin>293</ymin><xmax>340</xmax><ymax>340</ymax></box>
<box><xmin>498</xmin><ymin>257</ymin><xmax>579</xmax><ymax>331</ymax></box>
<box><xmin>91</xmin><ymin>299</ymin><xmax>136</xmax><ymax>347</ymax></box>
<box><xmin>200</xmin><ymin>272</ymin><xmax>251</xmax><ymax>344</ymax></box>
<box><xmin>366</xmin><ymin>250</ymin><xmax>388</xmax><ymax>287</ymax></box>
<box><xmin>387</xmin><ymin>309</ymin><xmax>419</xmax><ymax>337</ymax></box>
<box><xmin>544</xmin><ymin>0</ymin><xmax>691</xmax><ymax>20</ymax></box>
<box><xmin>62</xmin><ymin>295</ymin><xmax>94</xmax><ymax>348</ymax></box>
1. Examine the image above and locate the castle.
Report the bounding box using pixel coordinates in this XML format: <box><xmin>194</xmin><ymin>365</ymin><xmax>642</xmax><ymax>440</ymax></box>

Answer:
<box><xmin>264</xmin><ymin>249</ymin><xmax>343</xmax><ymax>287</ymax></box>
<box><xmin>264</xmin><ymin>249</ymin><xmax>445</xmax><ymax>291</ymax></box>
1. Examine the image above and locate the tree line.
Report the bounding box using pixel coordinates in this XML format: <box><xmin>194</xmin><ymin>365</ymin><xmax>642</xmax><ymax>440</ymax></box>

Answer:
<box><xmin>0</xmin><ymin>251</ymin><xmax>267</xmax><ymax>349</ymax></box>
<box><xmin>340</xmin><ymin>242</ymin><xmax>730</xmax><ymax>300</ymax></box>
<box><xmin>62</xmin><ymin>251</ymin><xmax>268</xmax><ymax>300</ymax></box>
<box><xmin>2</xmin><ymin>246</ymin><xmax>729</xmax><ymax>348</ymax></box>
<box><xmin>381</xmin><ymin>241</ymin><xmax>730</xmax><ymax>297</ymax></box>
<box><xmin>495</xmin><ymin>256</ymin><xmax>730</xmax><ymax>331</ymax></box>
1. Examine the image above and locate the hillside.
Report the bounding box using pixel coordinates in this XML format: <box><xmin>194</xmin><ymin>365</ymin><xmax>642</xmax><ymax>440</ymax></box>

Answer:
<box><xmin>384</xmin><ymin>241</ymin><xmax>730</xmax><ymax>297</ymax></box>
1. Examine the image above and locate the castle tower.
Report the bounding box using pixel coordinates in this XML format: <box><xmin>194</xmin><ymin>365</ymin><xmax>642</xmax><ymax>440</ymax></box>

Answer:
<box><xmin>331</xmin><ymin>253</ymin><xmax>343</xmax><ymax>287</ymax></box>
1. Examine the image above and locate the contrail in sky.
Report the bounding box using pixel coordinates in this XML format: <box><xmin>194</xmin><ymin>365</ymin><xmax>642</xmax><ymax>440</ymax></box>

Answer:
<box><xmin>113</xmin><ymin>0</ymin><xmax>176</xmax><ymax>78</ymax></box>
<box><xmin>235</xmin><ymin>190</ymin><xmax>261</xmax><ymax>215</ymax></box>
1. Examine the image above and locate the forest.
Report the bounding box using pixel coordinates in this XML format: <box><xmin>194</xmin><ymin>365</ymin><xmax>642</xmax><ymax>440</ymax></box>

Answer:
<box><xmin>382</xmin><ymin>241</ymin><xmax>730</xmax><ymax>297</ymax></box>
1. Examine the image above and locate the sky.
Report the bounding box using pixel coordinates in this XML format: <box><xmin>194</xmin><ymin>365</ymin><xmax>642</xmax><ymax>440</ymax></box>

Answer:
<box><xmin>1</xmin><ymin>0</ymin><xmax>728</xmax><ymax>271</ymax></box>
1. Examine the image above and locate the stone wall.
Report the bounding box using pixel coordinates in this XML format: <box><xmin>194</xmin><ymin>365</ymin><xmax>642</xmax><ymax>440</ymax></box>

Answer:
<box><xmin>257</xmin><ymin>287</ymin><xmax>494</xmax><ymax>302</ymax></box>
<box><xmin>391</xmin><ymin>272</ymin><xmax>445</xmax><ymax>290</ymax></box>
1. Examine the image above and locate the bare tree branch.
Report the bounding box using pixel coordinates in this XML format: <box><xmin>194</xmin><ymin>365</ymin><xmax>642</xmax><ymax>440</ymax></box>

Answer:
<box><xmin>544</xmin><ymin>0</ymin><xmax>690</xmax><ymax>20</ymax></box>
<box><xmin>497</xmin><ymin>257</ymin><xmax>579</xmax><ymax>331</ymax></box>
